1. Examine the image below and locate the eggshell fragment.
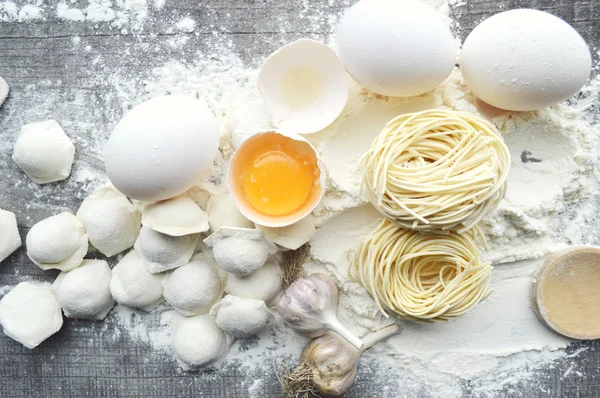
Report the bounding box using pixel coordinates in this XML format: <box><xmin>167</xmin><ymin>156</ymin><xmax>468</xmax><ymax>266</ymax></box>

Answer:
<box><xmin>134</xmin><ymin>226</ymin><xmax>199</xmax><ymax>274</ymax></box>
<box><xmin>258</xmin><ymin>39</ymin><xmax>348</xmax><ymax>135</ymax></box>
<box><xmin>204</xmin><ymin>227</ymin><xmax>278</xmax><ymax>275</ymax></box>
<box><xmin>255</xmin><ymin>215</ymin><xmax>315</xmax><ymax>250</ymax></box>
<box><xmin>142</xmin><ymin>196</ymin><xmax>209</xmax><ymax>237</ymax></box>
<box><xmin>210</xmin><ymin>295</ymin><xmax>272</xmax><ymax>338</ymax></box>
<box><xmin>225</xmin><ymin>257</ymin><xmax>283</xmax><ymax>303</ymax></box>
<box><xmin>206</xmin><ymin>193</ymin><xmax>254</xmax><ymax>231</ymax></box>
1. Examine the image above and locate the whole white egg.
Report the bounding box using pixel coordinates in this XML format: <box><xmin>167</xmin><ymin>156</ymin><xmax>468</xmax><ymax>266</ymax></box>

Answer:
<box><xmin>460</xmin><ymin>9</ymin><xmax>592</xmax><ymax>111</ymax></box>
<box><xmin>105</xmin><ymin>95</ymin><xmax>220</xmax><ymax>202</ymax></box>
<box><xmin>336</xmin><ymin>0</ymin><xmax>457</xmax><ymax>97</ymax></box>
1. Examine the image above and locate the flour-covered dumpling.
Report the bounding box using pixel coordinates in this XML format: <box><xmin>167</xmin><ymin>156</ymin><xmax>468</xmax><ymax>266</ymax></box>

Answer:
<box><xmin>26</xmin><ymin>212</ymin><xmax>88</xmax><ymax>271</ymax></box>
<box><xmin>53</xmin><ymin>259</ymin><xmax>115</xmax><ymax>320</ymax></box>
<box><xmin>134</xmin><ymin>226</ymin><xmax>199</xmax><ymax>274</ymax></box>
<box><xmin>0</xmin><ymin>281</ymin><xmax>63</xmax><ymax>349</ymax></box>
<box><xmin>163</xmin><ymin>253</ymin><xmax>225</xmax><ymax>316</ymax></box>
<box><xmin>142</xmin><ymin>196</ymin><xmax>209</xmax><ymax>237</ymax></box>
<box><xmin>225</xmin><ymin>257</ymin><xmax>283</xmax><ymax>303</ymax></box>
<box><xmin>0</xmin><ymin>209</ymin><xmax>21</xmax><ymax>263</ymax></box>
<box><xmin>206</xmin><ymin>193</ymin><xmax>253</xmax><ymax>231</ymax></box>
<box><xmin>110</xmin><ymin>250</ymin><xmax>164</xmax><ymax>311</ymax></box>
<box><xmin>77</xmin><ymin>184</ymin><xmax>141</xmax><ymax>257</ymax></box>
<box><xmin>171</xmin><ymin>314</ymin><xmax>233</xmax><ymax>368</ymax></box>
<box><xmin>210</xmin><ymin>295</ymin><xmax>272</xmax><ymax>338</ymax></box>
<box><xmin>0</xmin><ymin>76</ymin><xmax>8</xmax><ymax>108</ymax></box>
<box><xmin>12</xmin><ymin>120</ymin><xmax>75</xmax><ymax>184</ymax></box>
<box><xmin>204</xmin><ymin>227</ymin><xmax>278</xmax><ymax>275</ymax></box>
<box><xmin>256</xmin><ymin>215</ymin><xmax>316</xmax><ymax>250</ymax></box>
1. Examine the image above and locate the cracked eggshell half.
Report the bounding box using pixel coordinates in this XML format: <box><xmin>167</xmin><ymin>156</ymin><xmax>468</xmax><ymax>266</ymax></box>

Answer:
<box><xmin>257</xmin><ymin>39</ymin><xmax>348</xmax><ymax>135</ymax></box>
<box><xmin>228</xmin><ymin>131</ymin><xmax>326</xmax><ymax>228</ymax></box>
<box><xmin>142</xmin><ymin>196</ymin><xmax>209</xmax><ymax>237</ymax></box>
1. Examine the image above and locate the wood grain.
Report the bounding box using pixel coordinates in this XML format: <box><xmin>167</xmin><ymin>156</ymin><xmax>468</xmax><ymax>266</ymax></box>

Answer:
<box><xmin>1</xmin><ymin>0</ymin><xmax>600</xmax><ymax>397</ymax></box>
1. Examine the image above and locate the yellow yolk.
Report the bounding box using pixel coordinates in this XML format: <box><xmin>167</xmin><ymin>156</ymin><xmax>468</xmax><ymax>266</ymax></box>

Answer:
<box><xmin>239</xmin><ymin>134</ymin><xmax>319</xmax><ymax>217</ymax></box>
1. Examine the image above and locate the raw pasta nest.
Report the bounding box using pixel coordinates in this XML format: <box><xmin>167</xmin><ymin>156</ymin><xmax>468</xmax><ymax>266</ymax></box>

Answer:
<box><xmin>350</xmin><ymin>218</ymin><xmax>492</xmax><ymax>321</ymax></box>
<box><xmin>360</xmin><ymin>109</ymin><xmax>510</xmax><ymax>233</ymax></box>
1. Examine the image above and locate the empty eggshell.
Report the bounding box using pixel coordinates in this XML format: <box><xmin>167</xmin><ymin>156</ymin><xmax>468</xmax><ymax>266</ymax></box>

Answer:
<box><xmin>225</xmin><ymin>257</ymin><xmax>283</xmax><ymax>303</ymax></box>
<box><xmin>76</xmin><ymin>184</ymin><xmax>141</xmax><ymax>257</ymax></box>
<box><xmin>206</xmin><ymin>193</ymin><xmax>254</xmax><ymax>231</ymax></box>
<box><xmin>255</xmin><ymin>215</ymin><xmax>315</xmax><ymax>250</ymax></box>
<box><xmin>142</xmin><ymin>196</ymin><xmax>209</xmax><ymax>237</ymax></box>
<box><xmin>204</xmin><ymin>227</ymin><xmax>278</xmax><ymax>275</ymax></box>
<box><xmin>134</xmin><ymin>226</ymin><xmax>199</xmax><ymax>274</ymax></box>
<box><xmin>210</xmin><ymin>295</ymin><xmax>272</xmax><ymax>338</ymax></box>
<box><xmin>258</xmin><ymin>39</ymin><xmax>348</xmax><ymax>135</ymax></box>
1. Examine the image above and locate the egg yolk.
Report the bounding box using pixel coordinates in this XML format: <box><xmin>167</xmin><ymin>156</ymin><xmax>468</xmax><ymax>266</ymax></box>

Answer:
<box><xmin>241</xmin><ymin>141</ymin><xmax>317</xmax><ymax>217</ymax></box>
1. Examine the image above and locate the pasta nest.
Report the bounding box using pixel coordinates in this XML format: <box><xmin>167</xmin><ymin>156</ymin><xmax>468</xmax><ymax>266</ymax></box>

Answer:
<box><xmin>360</xmin><ymin>109</ymin><xmax>510</xmax><ymax>233</ymax></box>
<box><xmin>350</xmin><ymin>218</ymin><xmax>492</xmax><ymax>321</ymax></box>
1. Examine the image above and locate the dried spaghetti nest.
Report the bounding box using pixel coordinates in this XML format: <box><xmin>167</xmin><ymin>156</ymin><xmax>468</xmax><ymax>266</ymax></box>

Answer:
<box><xmin>360</xmin><ymin>109</ymin><xmax>510</xmax><ymax>233</ymax></box>
<box><xmin>350</xmin><ymin>218</ymin><xmax>492</xmax><ymax>321</ymax></box>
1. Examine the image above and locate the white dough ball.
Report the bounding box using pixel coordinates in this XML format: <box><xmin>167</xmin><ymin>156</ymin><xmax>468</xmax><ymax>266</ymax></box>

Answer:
<box><xmin>171</xmin><ymin>314</ymin><xmax>233</xmax><ymax>367</ymax></box>
<box><xmin>0</xmin><ymin>281</ymin><xmax>63</xmax><ymax>349</ymax></box>
<box><xmin>142</xmin><ymin>196</ymin><xmax>209</xmax><ymax>237</ymax></box>
<box><xmin>163</xmin><ymin>253</ymin><xmax>225</xmax><ymax>316</ymax></box>
<box><xmin>210</xmin><ymin>295</ymin><xmax>271</xmax><ymax>338</ymax></box>
<box><xmin>134</xmin><ymin>226</ymin><xmax>199</xmax><ymax>274</ymax></box>
<box><xmin>76</xmin><ymin>184</ymin><xmax>141</xmax><ymax>257</ymax></box>
<box><xmin>12</xmin><ymin>120</ymin><xmax>75</xmax><ymax>184</ymax></box>
<box><xmin>460</xmin><ymin>9</ymin><xmax>592</xmax><ymax>111</ymax></box>
<box><xmin>26</xmin><ymin>212</ymin><xmax>88</xmax><ymax>271</ymax></box>
<box><xmin>110</xmin><ymin>250</ymin><xmax>164</xmax><ymax>311</ymax></box>
<box><xmin>104</xmin><ymin>95</ymin><xmax>221</xmax><ymax>202</ymax></box>
<box><xmin>336</xmin><ymin>0</ymin><xmax>457</xmax><ymax>97</ymax></box>
<box><xmin>0</xmin><ymin>208</ymin><xmax>21</xmax><ymax>263</ymax></box>
<box><xmin>53</xmin><ymin>259</ymin><xmax>115</xmax><ymax>320</ymax></box>
<box><xmin>225</xmin><ymin>257</ymin><xmax>283</xmax><ymax>303</ymax></box>
<box><xmin>206</xmin><ymin>193</ymin><xmax>253</xmax><ymax>231</ymax></box>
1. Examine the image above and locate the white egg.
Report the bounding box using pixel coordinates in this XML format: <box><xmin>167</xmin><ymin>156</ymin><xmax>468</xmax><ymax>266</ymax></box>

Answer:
<box><xmin>336</xmin><ymin>0</ymin><xmax>456</xmax><ymax>97</ymax></box>
<box><xmin>104</xmin><ymin>95</ymin><xmax>220</xmax><ymax>202</ymax></box>
<box><xmin>460</xmin><ymin>9</ymin><xmax>592</xmax><ymax>111</ymax></box>
<box><xmin>257</xmin><ymin>39</ymin><xmax>348</xmax><ymax>135</ymax></box>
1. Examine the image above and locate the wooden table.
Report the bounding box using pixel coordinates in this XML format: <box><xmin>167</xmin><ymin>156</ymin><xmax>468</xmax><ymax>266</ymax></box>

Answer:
<box><xmin>1</xmin><ymin>0</ymin><xmax>599</xmax><ymax>396</ymax></box>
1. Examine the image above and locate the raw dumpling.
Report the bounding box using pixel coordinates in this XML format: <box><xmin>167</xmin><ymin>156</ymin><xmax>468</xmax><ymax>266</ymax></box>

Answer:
<box><xmin>225</xmin><ymin>257</ymin><xmax>283</xmax><ymax>303</ymax></box>
<box><xmin>206</xmin><ymin>193</ymin><xmax>253</xmax><ymax>231</ymax></box>
<box><xmin>26</xmin><ymin>212</ymin><xmax>88</xmax><ymax>271</ymax></box>
<box><xmin>12</xmin><ymin>120</ymin><xmax>75</xmax><ymax>184</ymax></box>
<box><xmin>0</xmin><ymin>76</ymin><xmax>8</xmax><ymax>108</ymax></box>
<box><xmin>76</xmin><ymin>184</ymin><xmax>141</xmax><ymax>257</ymax></box>
<box><xmin>0</xmin><ymin>281</ymin><xmax>63</xmax><ymax>349</ymax></box>
<box><xmin>134</xmin><ymin>226</ymin><xmax>199</xmax><ymax>274</ymax></box>
<box><xmin>53</xmin><ymin>259</ymin><xmax>115</xmax><ymax>320</ymax></box>
<box><xmin>0</xmin><ymin>208</ymin><xmax>21</xmax><ymax>263</ymax></box>
<box><xmin>210</xmin><ymin>295</ymin><xmax>272</xmax><ymax>338</ymax></box>
<box><xmin>142</xmin><ymin>196</ymin><xmax>209</xmax><ymax>236</ymax></box>
<box><xmin>204</xmin><ymin>227</ymin><xmax>277</xmax><ymax>275</ymax></box>
<box><xmin>171</xmin><ymin>314</ymin><xmax>233</xmax><ymax>368</ymax></box>
<box><xmin>110</xmin><ymin>250</ymin><xmax>164</xmax><ymax>311</ymax></box>
<box><xmin>255</xmin><ymin>215</ymin><xmax>315</xmax><ymax>250</ymax></box>
<box><xmin>162</xmin><ymin>253</ymin><xmax>225</xmax><ymax>316</ymax></box>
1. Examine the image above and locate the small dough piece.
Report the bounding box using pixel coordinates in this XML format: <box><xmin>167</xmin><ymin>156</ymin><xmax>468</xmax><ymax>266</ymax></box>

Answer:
<box><xmin>206</xmin><ymin>193</ymin><xmax>253</xmax><ymax>231</ymax></box>
<box><xmin>163</xmin><ymin>253</ymin><xmax>225</xmax><ymax>316</ymax></box>
<box><xmin>204</xmin><ymin>227</ymin><xmax>278</xmax><ymax>275</ymax></box>
<box><xmin>26</xmin><ymin>212</ymin><xmax>88</xmax><ymax>271</ymax></box>
<box><xmin>142</xmin><ymin>196</ymin><xmax>209</xmax><ymax>237</ymax></box>
<box><xmin>0</xmin><ymin>76</ymin><xmax>8</xmax><ymax>108</ymax></box>
<box><xmin>134</xmin><ymin>226</ymin><xmax>199</xmax><ymax>274</ymax></box>
<box><xmin>255</xmin><ymin>215</ymin><xmax>316</xmax><ymax>250</ymax></box>
<box><xmin>171</xmin><ymin>314</ymin><xmax>233</xmax><ymax>368</ymax></box>
<box><xmin>76</xmin><ymin>184</ymin><xmax>141</xmax><ymax>257</ymax></box>
<box><xmin>225</xmin><ymin>257</ymin><xmax>283</xmax><ymax>303</ymax></box>
<box><xmin>12</xmin><ymin>120</ymin><xmax>75</xmax><ymax>184</ymax></box>
<box><xmin>110</xmin><ymin>250</ymin><xmax>164</xmax><ymax>311</ymax></box>
<box><xmin>0</xmin><ymin>209</ymin><xmax>21</xmax><ymax>263</ymax></box>
<box><xmin>210</xmin><ymin>295</ymin><xmax>271</xmax><ymax>338</ymax></box>
<box><xmin>53</xmin><ymin>259</ymin><xmax>115</xmax><ymax>320</ymax></box>
<box><xmin>0</xmin><ymin>281</ymin><xmax>63</xmax><ymax>349</ymax></box>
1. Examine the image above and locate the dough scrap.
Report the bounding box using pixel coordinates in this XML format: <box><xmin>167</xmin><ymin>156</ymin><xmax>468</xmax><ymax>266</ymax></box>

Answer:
<box><xmin>0</xmin><ymin>208</ymin><xmax>21</xmax><ymax>263</ymax></box>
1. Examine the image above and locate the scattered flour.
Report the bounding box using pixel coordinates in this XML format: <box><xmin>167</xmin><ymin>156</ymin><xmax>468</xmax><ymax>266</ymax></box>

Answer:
<box><xmin>175</xmin><ymin>16</ymin><xmax>196</xmax><ymax>33</ymax></box>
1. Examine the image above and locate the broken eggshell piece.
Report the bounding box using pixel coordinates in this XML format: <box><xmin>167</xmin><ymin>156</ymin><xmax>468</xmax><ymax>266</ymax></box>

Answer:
<box><xmin>142</xmin><ymin>195</ymin><xmax>209</xmax><ymax>237</ymax></box>
<box><xmin>257</xmin><ymin>39</ymin><xmax>348</xmax><ymax>135</ymax></box>
<box><xmin>204</xmin><ymin>227</ymin><xmax>277</xmax><ymax>275</ymax></box>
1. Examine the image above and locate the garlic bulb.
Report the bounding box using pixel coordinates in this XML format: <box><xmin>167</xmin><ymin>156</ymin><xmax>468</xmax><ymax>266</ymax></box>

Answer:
<box><xmin>276</xmin><ymin>273</ymin><xmax>363</xmax><ymax>349</ymax></box>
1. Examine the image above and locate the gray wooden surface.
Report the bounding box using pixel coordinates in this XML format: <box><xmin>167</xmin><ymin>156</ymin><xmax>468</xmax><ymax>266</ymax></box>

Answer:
<box><xmin>1</xmin><ymin>0</ymin><xmax>600</xmax><ymax>397</ymax></box>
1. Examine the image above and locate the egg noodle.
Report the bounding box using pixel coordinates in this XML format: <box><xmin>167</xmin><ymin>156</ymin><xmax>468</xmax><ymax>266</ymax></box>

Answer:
<box><xmin>360</xmin><ymin>109</ymin><xmax>510</xmax><ymax>233</ymax></box>
<box><xmin>350</xmin><ymin>218</ymin><xmax>492</xmax><ymax>321</ymax></box>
